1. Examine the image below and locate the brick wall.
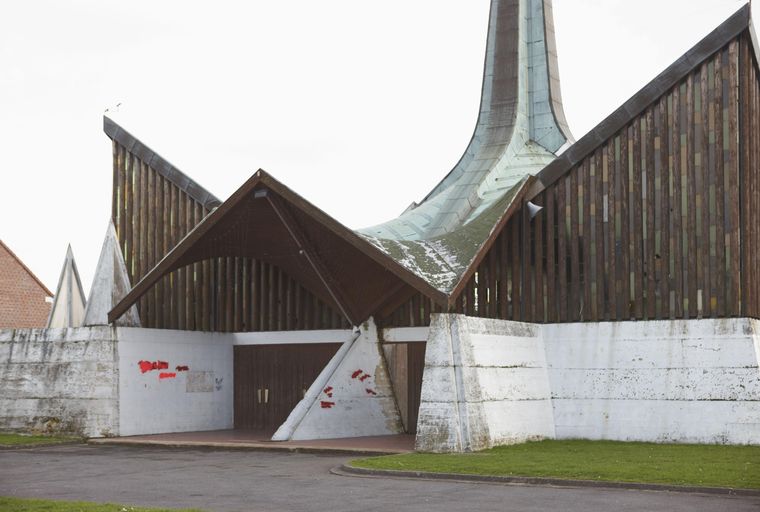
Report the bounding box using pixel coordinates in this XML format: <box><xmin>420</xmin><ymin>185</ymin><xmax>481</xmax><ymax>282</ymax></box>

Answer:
<box><xmin>0</xmin><ymin>241</ymin><xmax>52</xmax><ymax>328</ymax></box>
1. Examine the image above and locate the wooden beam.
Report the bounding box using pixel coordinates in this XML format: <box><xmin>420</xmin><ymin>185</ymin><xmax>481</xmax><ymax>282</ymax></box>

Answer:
<box><xmin>266</xmin><ymin>194</ymin><xmax>357</xmax><ymax>326</ymax></box>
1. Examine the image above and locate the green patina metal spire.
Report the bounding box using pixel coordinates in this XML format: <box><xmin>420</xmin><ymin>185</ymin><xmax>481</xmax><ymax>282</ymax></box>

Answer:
<box><xmin>357</xmin><ymin>0</ymin><xmax>573</xmax><ymax>293</ymax></box>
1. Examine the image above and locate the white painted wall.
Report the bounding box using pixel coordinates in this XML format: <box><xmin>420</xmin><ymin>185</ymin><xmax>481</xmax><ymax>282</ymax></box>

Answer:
<box><xmin>416</xmin><ymin>315</ymin><xmax>760</xmax><ymax>452</ymax></box>
<box><xmin>544</xmin><ymin>319</ymin><xmax>760</xmax><ymax>444</ymax></box>
<box><xmin>117</xmin><ymin>327</ymin><xmax>233</xmax><ymax>436</ymax></box>
<box><xmin>0</xmin><ymin>327</ymin><xmax>119</xmax><ymax>437</ymax></box>
<box><xmin>273</xmin><ymin>318</ymin><xmax>404</xmax><ymax>441</ymax></box>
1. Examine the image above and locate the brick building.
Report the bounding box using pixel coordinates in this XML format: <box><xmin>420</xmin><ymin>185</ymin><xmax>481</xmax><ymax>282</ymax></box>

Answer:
<box><xmin>0</xmin><ymin>240</ymin><xmax>53</xmax><ymax>328</ymax></box>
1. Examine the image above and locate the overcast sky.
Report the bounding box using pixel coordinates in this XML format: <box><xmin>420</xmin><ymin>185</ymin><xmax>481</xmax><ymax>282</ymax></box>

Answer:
<box><xmin>0</xmin><ymin>0</ymin><xmax>749</xmax><ymax>295</ymax></box>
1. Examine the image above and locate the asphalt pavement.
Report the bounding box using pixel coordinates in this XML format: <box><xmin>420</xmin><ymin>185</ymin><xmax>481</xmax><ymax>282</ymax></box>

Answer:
<box><xmin>1</xmin><ymin>444</ymin><xmax>758</xmax><ymax>512</ymax></box>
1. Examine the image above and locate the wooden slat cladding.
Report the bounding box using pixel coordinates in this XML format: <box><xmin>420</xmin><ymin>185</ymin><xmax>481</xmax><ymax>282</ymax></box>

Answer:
<box><xmin>110</xmin><ymin>141</ymin><xmax>349</xmax><ymax>332</ymax></box>
<box><xmin>383</xmin><ymin>36</ymin><xmax>747</xmax><ymax>328</ymax></box>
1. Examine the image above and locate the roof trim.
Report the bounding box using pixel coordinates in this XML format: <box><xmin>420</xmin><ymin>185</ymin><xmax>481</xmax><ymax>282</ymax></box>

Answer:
<box><xmin>103</xmin><ymin>116</ymin><xmax>222</xmax><ymax>210</ymax></box>
<box><xmin>0</xmin><ymin>239</ymin><xmax>53</xmax><ymax>297</ymax></box>
<box><xmin>528</xmin><ymin>3</ymin><xmax>751</xmax><ymax>199</ymax></box>
<box><xmin>108</xmin><ymin>170</ymin><xmax>449</xmax><ymax>324</ymax></box>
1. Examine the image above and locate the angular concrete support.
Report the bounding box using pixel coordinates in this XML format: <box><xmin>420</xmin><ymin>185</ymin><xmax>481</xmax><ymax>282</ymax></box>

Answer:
<box><xmin>46</xmin><ymin>245</ymin><xmax>87</xmax><ymax>328</ymax></box>
<box><xmin>273</xmin><ymin>318</ymin><xmax>404</xmax><ymax>441</ymax></box>
<box><xmin>83</xmin><ymin>221</ymin><xmax>140</xmax><ymax>327</ymax></box>
<box><xmin>416</xmin><ymin>314</ymin><xmax>555</xmax><ymax>452</ymax></box>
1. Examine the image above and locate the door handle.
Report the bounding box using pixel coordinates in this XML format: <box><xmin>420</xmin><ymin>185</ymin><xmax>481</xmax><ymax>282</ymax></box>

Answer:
<box><xmin>264</xmin><ymin>388</ymin><xmax>269</xmax><ymax>404</ymax></box>
<box><xmin>257</xmin><ymin>389</ymin><xmax>262</xmax><ymax>404</ymax></box>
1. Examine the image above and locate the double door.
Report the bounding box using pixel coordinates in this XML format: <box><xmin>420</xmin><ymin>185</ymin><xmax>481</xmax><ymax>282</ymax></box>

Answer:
<box><xmin>233</xmin><ymin>343</ymin><xmax>341</xmax><ymax>433</ymax></box>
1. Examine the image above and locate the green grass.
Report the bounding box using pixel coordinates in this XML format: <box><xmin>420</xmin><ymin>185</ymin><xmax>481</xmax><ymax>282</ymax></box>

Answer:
<box><xmin>352</xmin><ymin>440</ymin><xmax>760</xmax><ymax>490</ymax></box>
<box><xmin>0</xmin><ymin>433</ymin><xmax>82</xmax><ymax>447</ymax></box>
<box><xmin>0</xmin><ymin>497</ymin><xmax>203</xmax><ymax>512</ymax></box>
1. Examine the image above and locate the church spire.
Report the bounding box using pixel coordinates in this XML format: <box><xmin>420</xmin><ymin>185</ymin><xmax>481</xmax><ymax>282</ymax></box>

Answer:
<box><xmin>362</xmin><ymin>0</ymin><xmax>573</xmax><ymax>241</ymax></box>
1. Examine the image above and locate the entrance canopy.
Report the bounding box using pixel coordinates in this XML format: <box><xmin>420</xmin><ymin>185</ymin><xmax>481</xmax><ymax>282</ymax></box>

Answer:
<box><xmin>108</xmin><ymin>171</ymin><xmax>448</xmax><ymax>326</ymax></box>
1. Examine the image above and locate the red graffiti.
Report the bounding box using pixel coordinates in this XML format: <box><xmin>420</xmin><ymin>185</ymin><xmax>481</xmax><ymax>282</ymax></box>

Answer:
<box><xmin>320</xmin><ymin>401</ymin><xmax>336</xmax><ymax>409</ymax></box>
<box><xmin>365</xmin><ymin>388</ymin><xmax>377</xmax><ymax>396</ymax></box>
<box><xmin>359</xmin><ymin>374</ymin><xmax>371</xmax><ymax>382</ymax></box>
<box><xmin>138</xmin><ymin>360</ymin><xmax>169</xmax><ymax>373</ymax></box>
<box><xmin>324</xmin><ymin>386</ymin><xmax>333</xmax><ymax>393</ymax></box>
<box><xmin>159</xmin><ymin>372</ymin><xmax>177</xmax><ymax>380</ymax></box>
<box><xmin>351</xmin><ymin>370</ymin><xmax>363</xmax><ymax>379</ymax></box>
<box><xmin>175</xmin><ymin>365</ymin><xmax>189</xmax><ymax>372</ymax></box>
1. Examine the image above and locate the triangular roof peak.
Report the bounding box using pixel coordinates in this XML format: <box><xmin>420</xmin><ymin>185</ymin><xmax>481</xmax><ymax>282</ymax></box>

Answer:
<box><xmin>47</xmin><ymin>245</ymin><xmax>87</xmax><ymax>328</ymax></box>
<box><xmin>0</xmin><ymin>239</ymin><xmax>53</xmax><ymax>297</ymax></box>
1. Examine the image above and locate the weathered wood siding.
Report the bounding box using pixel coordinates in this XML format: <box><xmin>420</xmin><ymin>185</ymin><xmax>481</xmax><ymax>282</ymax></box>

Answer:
<box><xmin>383</xmin><ymin>35</ymin><xmax>748</xmax><ymax>327</ymax></box>
<box><xmin>110</xmin><ymin>141</ymin><xmax>349</xmax><ymax>331</ymax></box>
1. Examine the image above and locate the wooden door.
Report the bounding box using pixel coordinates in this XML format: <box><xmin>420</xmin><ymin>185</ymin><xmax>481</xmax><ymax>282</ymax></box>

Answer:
<box><xmin>234</xmin><ymin>343</ymin><xmax>341</xmax><ymax>433</ymax></box>
<box><xmin>406</xmin><ymin>342</ymin><xmax>427</xmax><ymax>433</ymax></box>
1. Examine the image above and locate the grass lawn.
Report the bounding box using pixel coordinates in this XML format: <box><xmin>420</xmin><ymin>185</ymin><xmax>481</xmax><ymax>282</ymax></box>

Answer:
<box><xmin>0</xmin><ymin>497</ymin><xmax>202</xmax><ymax>512</ymax></box>
<box><xmin>0</xmin><ymin>433</ymin><xmax>82</xmax><ymax>447</ymax></box>
<box><xmin>352</xmin><ymin>440</ymin><xmax>760</xmax><ymax>490</ymax></box>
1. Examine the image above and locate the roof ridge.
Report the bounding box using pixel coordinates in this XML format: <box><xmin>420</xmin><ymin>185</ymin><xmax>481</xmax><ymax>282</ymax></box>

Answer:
<box><xmin>0</xmin><ymin>239</ymin><xmax>53</xmax><ymax>296</ymax></box>
<box><xmin>530</xmin><ymin>3</ymin><xmax>752</xmax><ymax>197</ymax></box>
<box><xmin>103</xmin><ymin>116</ymin><xmax>222</xmax><ymax>210</ymax></box>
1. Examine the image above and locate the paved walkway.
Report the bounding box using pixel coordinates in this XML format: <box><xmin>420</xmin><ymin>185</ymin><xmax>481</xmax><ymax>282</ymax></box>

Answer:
<box><xmin>1</xmin><ymin>445</ymin><xmax>758</xmax><ymax>512</ymax></box>
<box><xmin>90</xmin><ymin>430</ymin><xmax>415</xmax><ymax>454</ymax></box>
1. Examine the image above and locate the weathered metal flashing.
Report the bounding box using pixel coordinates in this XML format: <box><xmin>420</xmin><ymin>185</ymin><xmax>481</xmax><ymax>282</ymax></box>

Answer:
<box><xmin>103</xmin><ymin>116</ymin><xmax>222</xmax><ymax>210</ymax></box>
<box><xmin>529</xmin><ymin>3</ymin><xmax>752</xmax><ymax>199</ymax></box>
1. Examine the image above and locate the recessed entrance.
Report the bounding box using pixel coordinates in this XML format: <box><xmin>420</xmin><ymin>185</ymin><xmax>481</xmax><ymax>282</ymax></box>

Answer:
<box><xmin>233</xmin><ymin>343</ymin><xmax>341</xmax><ymax>433</ymax></box>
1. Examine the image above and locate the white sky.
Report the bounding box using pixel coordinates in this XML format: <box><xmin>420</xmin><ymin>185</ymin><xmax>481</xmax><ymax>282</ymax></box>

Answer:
<box><xmin>0</xmin><ymin>0</ymin><xmax>749</xmax><ymax>295</ymax></box>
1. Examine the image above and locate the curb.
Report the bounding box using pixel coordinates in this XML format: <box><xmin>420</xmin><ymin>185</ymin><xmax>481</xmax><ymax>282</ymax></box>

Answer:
<box><xmin>87</xmin><ymin>438</ymin><xmax>401</xmax><ymax>457</ymax></box>
<box><xmin>334</xmin><ymin>464</ymin><xmax>760</xmax><ymax>497</ymax></box>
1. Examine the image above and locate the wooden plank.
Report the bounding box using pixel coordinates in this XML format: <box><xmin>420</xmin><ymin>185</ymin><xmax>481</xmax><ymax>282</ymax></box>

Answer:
<box><xmin>671</xmin><ymin>88</ymin><xmax>684</xmax><ymax>319</ymax></box>
<box><xmin>569</xmin><ymin>170</ymin><xmax>579</xmax><ymax>322</ymax></box>
<box><xmin>632</xmin><ymin>118</ymin><xmax>644</xmax><ymax>319</ymax></box>
<box><xmin>699</xmin><ymin>62</ymin><xmax>712</xmax><ymax>317</ymax></box>
<box><xmin>685</xmin><ymin>75</ymin><xmax>698</xmax><ymax>318</ymax></box>
<box><xmin>728</xmin><ymin>41</ymin><xmax>741</xmax><ymax>316</ymax></box>
<box><xmin>534</xmin><ymin>192</ymin><xmax>545</xmax><ymax>323</ymax></box>
<box><xmin>582</xmin><ymin>159</ymin><xmax>592</xmax><ymax>321</ymax></box>
<box><xmin>594</xmin><ymin>149</ymin><xmax>605</xmax><ymax>320</ymax></box>
<box><xmin>621</xmin><ymin>128</ymin><xmax>632</xmax><ymax>320</ymax></box>
<box><xmin>714</xmin><ymin>51</ymin><xmax>726</xmax><ymax>317</ymax></box>
<box><xmin>545</xmin><ymin>189</ymin><xmax>556</xmax><ymax>322</ymax></box>
<box><xmin>117</xmin><ymin>145</ymin><xmax>127</xmax><ymax>257</ymax></box>
<box><xmin>511</xmin><ymin>215</ymin><xmax>522</xmax><ymax>321</ymax></box>
<box><xmin>112</xmin><ymin>141</ymin><xmax>119</xmax><ymax>227</ymax></box>
<box><xmin>604</xmin><ymin>141</ymin><xmax>615</xmax><ymax>320</ymax></box>
<box><xmin>557</xmin><ymin>179</ymin><xmax>567</xmax><ymax>322</ymax></box>
<box><xmin>655</xmin><ymin>98</ymin><xmax>668</xmax><ymax>318</ymax></box>
<box><xmin>739</xmin><ymin>38</ymin><xmax>750</xmax><ymax>317</ymax></box>
<box><xmin>124</xmin><ymin>152</ymin><xmax>133</xmax><ymax>281</ymax></box>
<box><xmin>644</xmin><ymin>110</ymin><xmax>657</xmax><ymax>319</ymax></box>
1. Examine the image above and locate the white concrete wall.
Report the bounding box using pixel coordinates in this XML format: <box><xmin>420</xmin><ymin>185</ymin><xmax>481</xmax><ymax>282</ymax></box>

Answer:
<box><xmin>273</xmin><ymin>319</ymin><xmax>404</xmax><ymax>441</ymax></box>
<box><xmin>416</xmin><ymin>315</ymin><xmax>553</xmax><ymax>452</ymax></box>
<box><xmin>416</xmin><ymin>315</ymin><xmax>760</xmax><ymax>452</ymax></box>
<box><xmin>0</xmin><ymin>327</ymin><xmax>119</xmax><ymax>437</ymax></box>
<box><xmin>117</xmin><ymin>327</ymin><xmax>233</xmax><ymax>436</ymax></box>
<box><xmin>544</xmin><ymin>319</ymin><xmax>760</xmax><ymax>444</ymax></box>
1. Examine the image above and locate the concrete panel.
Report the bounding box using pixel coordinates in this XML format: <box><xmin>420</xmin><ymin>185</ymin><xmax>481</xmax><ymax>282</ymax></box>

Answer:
<box><xmin>415</xmin><ymin>316</ymin><xmax>760</xmax><ymax>451</ymax></box>
<box><xmin>117</xmin><ymin>327</ymin><xmax>233</xmax><ymax>436</ymax></box>
<box><xmin>552</xmin><ymin>399</ymin><xmax>760</xmax><ymax>444</ymax></box>
<box><xmin>273</xmin><ymin>319</ymin><xmax>403</xmax><ymax>441</ymax></box>
<box><xmin>0</xmin><ymin>327</ymin><xmax>118</xmax><ymax>437</ymax></box>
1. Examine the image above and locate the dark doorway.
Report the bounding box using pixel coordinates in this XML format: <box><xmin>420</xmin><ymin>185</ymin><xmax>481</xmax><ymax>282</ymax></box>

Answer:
<box><xmin>233</xmin><ymin>343</ymin><xmax>341</xmax><ymax>433</ymax></box>
<box><xmin>406</xmin><ymin>342</ymin><xmax>427</xmax><ymax>434</ymax></box>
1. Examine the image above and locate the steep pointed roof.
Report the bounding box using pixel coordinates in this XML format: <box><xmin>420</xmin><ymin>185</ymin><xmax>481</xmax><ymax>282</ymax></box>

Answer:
<box><xmin>109</xmin><ymin>2</ymin><xmax>756</xmax><ymax>326</ymax></box>
<box><xmin>358</xmin><ymin>0</ymin><xmax>572</xmax><ymax>294</ymax></box>
<box><xmin>83</xmin><ymin>221</ymin><xmax>140</xmax><ymax>327</ymax></box>
<box><xmin>47</xmin><ymin>245</ymin><xmax>87</xmax><ymax>328</ymax></box>
<box><xmin>108</xmin><ymin>0</ymin><xmax>569</xmax><ymax>324</ymax></box>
